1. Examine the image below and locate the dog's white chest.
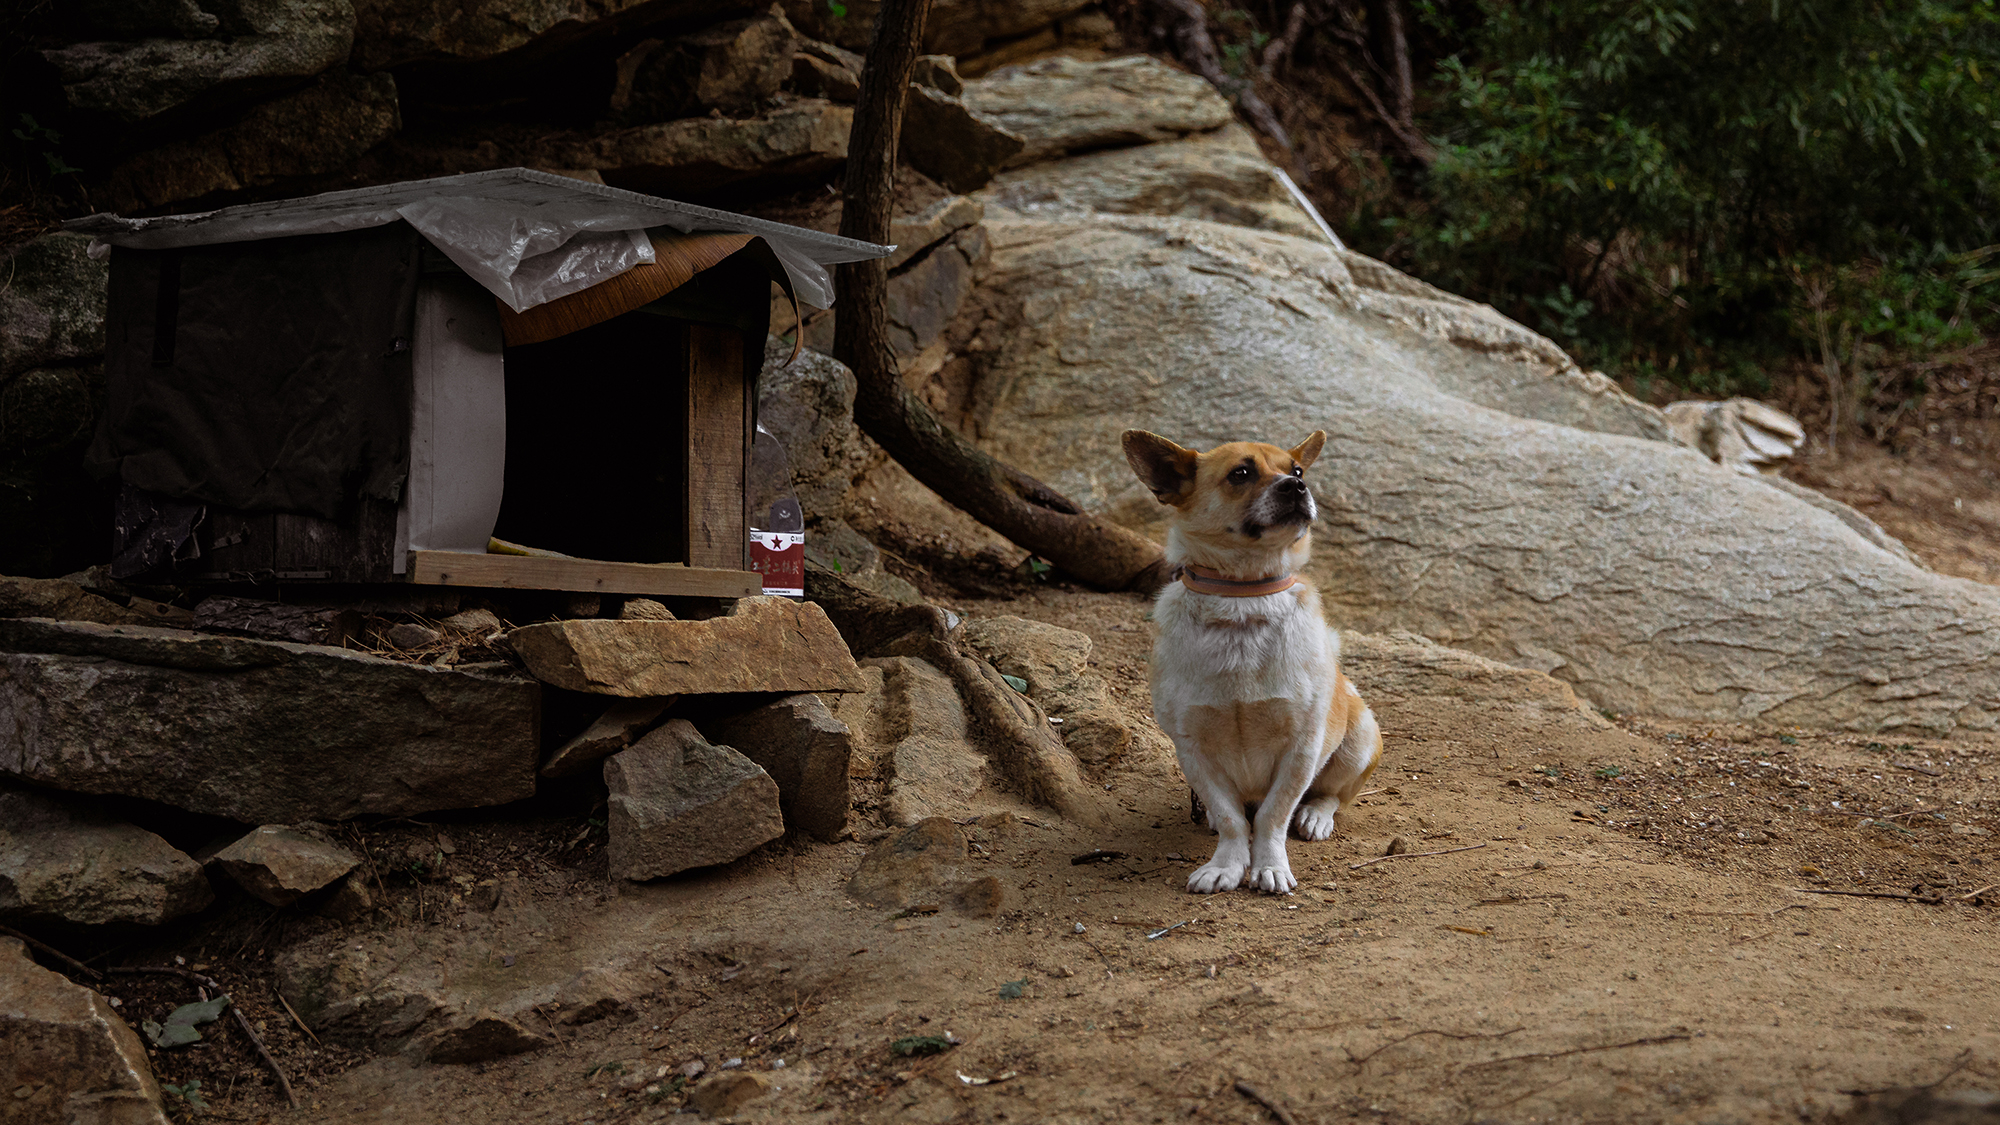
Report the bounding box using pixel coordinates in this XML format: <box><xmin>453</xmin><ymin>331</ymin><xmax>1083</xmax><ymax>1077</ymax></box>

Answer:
<box><xmin>1149</xmin><ymin>587</ymin><xmax>1333</xmax><ymax>723</ymax></box>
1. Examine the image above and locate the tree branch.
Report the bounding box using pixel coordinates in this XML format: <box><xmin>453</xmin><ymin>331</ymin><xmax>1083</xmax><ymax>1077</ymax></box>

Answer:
<box><xmin>1148</xmin><ymin>0</ymin><xmax>1301</xmax><ymax>171</ymax></box>
<box><xmin>832</xmin><ymin>0</ymin><xmax>1167</xmax><ymax>592</ymax></box>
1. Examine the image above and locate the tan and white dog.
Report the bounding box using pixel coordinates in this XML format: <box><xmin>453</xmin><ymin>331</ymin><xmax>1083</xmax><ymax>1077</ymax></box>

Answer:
<box><xmin>1123</xmin><ymin>429</ymin><xmax>1382</xmax><ymax>894</ymax></box>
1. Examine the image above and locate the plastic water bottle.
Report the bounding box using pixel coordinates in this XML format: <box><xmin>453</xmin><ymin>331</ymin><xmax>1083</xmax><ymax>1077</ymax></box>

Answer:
<box><xmin>747</xmin><ymin>424</ymin><xmax>804</xmax><ymax>598</ymax></box>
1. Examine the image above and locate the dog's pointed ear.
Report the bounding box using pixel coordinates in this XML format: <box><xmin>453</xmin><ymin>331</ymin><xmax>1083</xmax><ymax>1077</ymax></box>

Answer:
<box><xmin>1289</xmin><ymin>430</ymin><xmax>1327</xmax><ymax>470</ymax></box>
<box><xmin>1123</xmin><ymin>430</ymin><xmax>1198</xmax><ymax>505</ymax></box>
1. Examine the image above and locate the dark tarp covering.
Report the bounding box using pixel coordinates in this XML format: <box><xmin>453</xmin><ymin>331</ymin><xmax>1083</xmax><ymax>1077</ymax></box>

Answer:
<box><xmin>87</xmin><ymin>223</ymin><xmax>422</xmax><ymax>519</ymax></box>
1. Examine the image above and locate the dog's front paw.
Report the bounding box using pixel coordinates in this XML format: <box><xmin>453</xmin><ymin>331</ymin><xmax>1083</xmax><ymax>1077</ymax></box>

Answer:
<box><xmin>1187</xmin><ymin>860</ymin><xmax>1247</xmax><ymax>894</ymax></box>
<box><xmin>1247</xmin><ymin>863</ymin><xmax>1297</xmax><ymax>894</ymax></box>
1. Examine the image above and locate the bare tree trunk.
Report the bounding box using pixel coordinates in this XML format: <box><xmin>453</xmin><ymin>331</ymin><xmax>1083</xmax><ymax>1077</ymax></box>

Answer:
<box><xmin>1365</xmin><ymin>0</ymin><xmax>1415</xmax><ymax>127</ymax></box>
<box><xmin>1149</xmin><ymin>0</ymin><xmax>1302</xmax><ymax>174</ymax></box>
<box><xmin>833</xmin><ymin>0</ymin><xmax>1168</xmax><ymax>593</ymax></box>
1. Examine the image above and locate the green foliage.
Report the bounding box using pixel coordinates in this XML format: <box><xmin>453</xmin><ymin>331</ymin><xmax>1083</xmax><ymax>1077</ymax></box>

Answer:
<box><xmin>141</xmin><ymin>996</ymin><xmax>230</xmax><ymax>1049</ymax></box>
<box><xmin>11</xmin><ymin>113</ymin><xmax>81</xmax><ymax>176</ymax></box>
<box><xmin>890</xmin><ymin>1035</ymin><xmax>955</xmax><ymax>1057</ymax></box>
<box><xmin>1352</xmin><ymin>0</ymin><xmax>2000</xmax><ymax>396</ymax></box>
<box><xmin>161</xmin><ymin>1079</ymin><xmax>208</xmax><ymax>1116</ymax></box>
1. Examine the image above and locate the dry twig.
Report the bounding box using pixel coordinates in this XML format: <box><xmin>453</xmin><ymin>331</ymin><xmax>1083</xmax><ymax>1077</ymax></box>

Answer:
<box><xmin>1349</xmin><ymin>1025</ymin><xmax>1525</xmax><ymax>1065</ymax></box>
<box><xmin>0</xmin><ymin>924</ymin><xmax>102</xmax><ymax>980</ymax></box>
<box><xmin>107</xmin><ymin>966</ymin><xmax>297</xmax><ymax>1108</ymax></box>
<box><xmin>1234</xmin><ymin>1080</ymin><xmax>1301</xmax><ymax>1125</ymax></box>
<box><xmin>1350</xmin><ymin>841</ymin><xmax>1487</xmax><ymax>869</ymax></box>
<box><xmin>1790</xmin><ymin>887</ymin><xmax>1944</xmax><ymax>904</ymax></box>
<box><xmin>274</xmin><ymin>986</ymin><xmax>321</xmax><ymax>1046</ymax></box>
<box><xmin>1960</xmin><ymin>884</ymin><xmax>1997</xmax><ymax>902</ymax></box>
<box><xmin>1464</xmin><ymin>1033</ymin><xmax>1692</xmax><ymax>1070</ymax></box>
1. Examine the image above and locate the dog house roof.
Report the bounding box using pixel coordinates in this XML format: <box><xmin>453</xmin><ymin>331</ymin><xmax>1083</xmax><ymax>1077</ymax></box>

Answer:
<box><xmin>64</xmin><ymin>167</ymin><xmax>891</xmax><ymax>312</ymax></box>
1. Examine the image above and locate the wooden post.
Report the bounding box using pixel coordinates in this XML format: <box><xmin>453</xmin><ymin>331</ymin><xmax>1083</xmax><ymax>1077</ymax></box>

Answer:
<box><xmin>684</xmin><ymin>324</ymin><xmax>748</xmax><ymax>570</ymax></box>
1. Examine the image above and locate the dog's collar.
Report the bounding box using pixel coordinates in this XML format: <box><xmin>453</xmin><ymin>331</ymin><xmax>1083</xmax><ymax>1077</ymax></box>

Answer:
<box><xmin>1172</xmin><ymin>564</ymin><xmax>1299</xmax><ymax>597</ymax></box>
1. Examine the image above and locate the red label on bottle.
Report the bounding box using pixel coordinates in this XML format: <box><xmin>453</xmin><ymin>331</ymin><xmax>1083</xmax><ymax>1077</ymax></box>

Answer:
<box><xmin>749</xmin><ymin>531</ymin><xmax>805</xmax><ymax>597</ymax></box>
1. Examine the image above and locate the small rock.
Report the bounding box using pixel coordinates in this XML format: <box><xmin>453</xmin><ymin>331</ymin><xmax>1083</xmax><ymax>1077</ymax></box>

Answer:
<box><xmin>0</xmin><ymin>781</ymin><xmax>212</xmax><ymax>927</ymax></box>
<box><xmin>208</xmin><ymin>825</ymin><xmax>361</xmax><ymax>907</ymax></box>
<box><xmin>1385</xmin><ymin>836</ymin><xmax>1410</xmax><ymax>856</ymax></box>
<box><xmin>680</xmin><ymin>1059</ymin><xmax>708</xmax><ymax>1079</ymax></box>
<box><xmin>900</xmin><ymin>84</ymin><xmax>1026</xmax><ymax>194</ymax></box>
<box><xmin>0</xmin><ymin>575</ymin><xmax>151</xmax><ymax>627</ymax></box>
<box><xmin>555</xmin><ymin>963</ymin><xmax>657</xmax><ymax>1025</ymax></box>
<box><xmin>791</xmin><ymin>51</ymin><xmax>858</xmax><ymax>101</ymax></box>
<box><xmin>604</xmin><ymin>721</ymin><xmax>785</xmax><ymax>881</ymax></box>
<box><xmin>910</xmin><ymin>54</ymin><xmax>964</xmax><ymax>96</ymax></box>
<box><xmin>845</xmin><ymin>817</ymin><xmax>969</xmax><ymax>908</ymax></box>
<box><xmin>541</xmin><ymin>697</ymin><xmax>675</xmax><ymax>779</ymax></box>
<box><xmin>385</xmin><ymin>622</ymin><xmax>441</xmax><ymax>650</ymax></box>
<box><xmin>949</xmin><ymin>875</ymin><xmax>1006</xmax><ymax>919</ymax></box>
<box><xmin>0</xmin><ymin>937</ymin><xmax>171</xmax><ymax>1125</ymax></box>
<box><xmin>702</xmin><ymin>693</ymin><xmax>852</xmax><ymax>842</ymax></box>
<box><xmin>423</xmin><ymin>1010</ymin><xmax>550</xmax><ymax>1065</ymax></box>
<box><xmin>561</xmin><ymin>592</ymin><xmax>602</xmax><ymax>619</ymax></box>
<box><xmin>509</xmin><ymin>596</ymin><xmax>866</xmax><ymax>697</ymax></box>
<box><xmin>618</xmin><ymin>598</ymin><xmax>675</xmax><ymax>621</ymax></box>
<box><xmin>963</xmin><ymin>55</ymin><xmax>1233</xmax><ymax>166</ymax></box>
<box><xmin>617</xmin><ymin>8</ymin><xmax>795</xmax><ymax>120</ymax></box>
<box><xmin>315</xmin><ymin>871</ymin><xmax>375</xmax><ymax>923</ymax></box>
<box><xmin>440</xmin><ymin>608</ymin><xmax>501</xmax><ymax>634</ymax></box>
<box><xmin>690</xmin><ymin>1072</ymin><xmax>770</xmax><ymax>1117</ymax></box>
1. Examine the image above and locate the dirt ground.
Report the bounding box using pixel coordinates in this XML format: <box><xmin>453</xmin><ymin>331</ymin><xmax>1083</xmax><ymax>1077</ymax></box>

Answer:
<box><xmin>46</xmin><ymin>437</ymin><xmax>2000</xmax><ymax>1125</ymax></box>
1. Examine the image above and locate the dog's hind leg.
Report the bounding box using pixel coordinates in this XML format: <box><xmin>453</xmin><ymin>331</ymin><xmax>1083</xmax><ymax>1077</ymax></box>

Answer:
<box><xmin>1294</xmin><ymin>688</ymin><xmax>1382</xmax><ymax>841</ymax></box>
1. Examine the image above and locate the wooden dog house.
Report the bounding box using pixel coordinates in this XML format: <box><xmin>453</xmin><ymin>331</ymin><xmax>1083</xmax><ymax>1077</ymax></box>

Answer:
<box><xmin>69</xmin><ymin>170</ymin><xmax>888</xmax><ymax>599</ymax></box>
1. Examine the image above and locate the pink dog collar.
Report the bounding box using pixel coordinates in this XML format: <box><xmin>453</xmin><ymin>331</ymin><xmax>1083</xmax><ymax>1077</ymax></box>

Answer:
<box><xmin>1172</xmin><ymin>565</ymin><xmax>1299</xmax><ymax>597</ymax></box>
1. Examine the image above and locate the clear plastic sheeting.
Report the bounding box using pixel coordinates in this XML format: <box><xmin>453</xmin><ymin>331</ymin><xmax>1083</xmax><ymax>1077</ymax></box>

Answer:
<box><xmin>395</xmin><ymin>197</ymin><xmax>658</xmax><ymax>313</ymax></box>
<box><xmin>68</xmin><ymin>168</ymin><xmax>892</xmax><ymax>312</ymax></box>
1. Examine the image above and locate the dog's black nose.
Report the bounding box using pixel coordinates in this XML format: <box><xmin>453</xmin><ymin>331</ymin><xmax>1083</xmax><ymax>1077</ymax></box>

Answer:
<box><xmin>1276</xmin><ymin>476</ymin><xmax>1306</xmax><ymax>495</ymax></box>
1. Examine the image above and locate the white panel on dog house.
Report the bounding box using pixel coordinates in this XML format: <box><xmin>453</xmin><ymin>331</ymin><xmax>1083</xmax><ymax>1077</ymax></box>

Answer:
<box><xmin>393</xmin><ymin>275</ymin><xmax>507</xmax><ymax>574</ymax></box>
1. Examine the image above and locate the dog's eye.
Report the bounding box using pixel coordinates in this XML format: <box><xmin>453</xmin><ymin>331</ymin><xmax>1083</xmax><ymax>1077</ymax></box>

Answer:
<box><xmin>1291</xmin><ymin>466</ymin><xmax>1303</xmax><ymax>477</ymax></box>
<box><xmin>1228</xmin><ymin>466</ymin><xmax>1253</xmax><ymax>483</ymax></box>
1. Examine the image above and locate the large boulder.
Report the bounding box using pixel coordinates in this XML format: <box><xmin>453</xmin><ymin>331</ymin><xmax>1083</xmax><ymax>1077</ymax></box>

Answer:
<box><xmin>564</xmin><ymin>99</ymin><xmax>850</xmax><ymax>199</ymax></box>
<box><xmin>43</xmin><ymin>0</ymin><xmax>357</xmax><ymax>122</ymax></box>
<box><xmin>700</xmin><ymin>693</ymin><xmax>852</xmax><ymax>842</ymax></box>
<box><xmin>615</xmin><ymin>7</ymin><xmax>795</xmax><ymax>120</ymax></box>
<box><xmin>100</xmin><ymin>70</ymin><xmax>401</xmax><ymax>211</ymax></box>
<box><xmin>507</xmin><ymin>596</ymin><xmax>866</xmax><ymax>696</ymax></box>
<box><xmin>782</xmin><ymin>0</ymin><xmax>1095</xmax><ymax>56</ymax></box>
<box><xmin>954</xmin><ymin>215</ymin><xmax>2000</xmax><ymax>733</ymax></box>
<box><xmin>962</xmin><ymin>55</ymin><xmax>1234</xmax><ymax>166</ymax></box>
<box><xmin>1</xmin><ymin>937</ymin><xmax>170</xmax><ymax>1125</ymax></box>
<box><xmin>977</xmin><ymin>123</ymin><xmax>1325</xmax><ymax>241</ymax></box>
<box><xmin>0</xmin><ymin>618</ymin><xmax>541</xmax><ymax>822</ymax></box>
<box><xmin>0</xmin><ymin>782</ymin><xmax>213</xmax><ymax>927</ymax></box>
<box><xmin>0</xmin><ymin>234</ymin><xmax>107</xmax><ymax>380</ymax></box>
<box><xmin>353</xmin><ymin>0</ymin><xmax>750</xmax><ymax>71</ymax></box>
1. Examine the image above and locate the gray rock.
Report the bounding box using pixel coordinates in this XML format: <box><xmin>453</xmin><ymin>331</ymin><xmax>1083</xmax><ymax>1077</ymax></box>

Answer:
<box><xmin>0</xmin><ymin>937</ymin><xmax>170</xmax><ymax>1125</ymax></box>
<box><xmin>901</xmin><ymin>85</ymin><xmax>1027</xmax><ymax>193</ymax></box>
<box><xmin>0</xmin><ymin>234</ymin><xmax>108</xmax><ymax>380</ymax></box>
<box><xmin>384</xmin><ymin>622</ymin><xmax>440</xmax><ymax>650</ymax></box>
<box><xmin>702</xmin><ymin>693</ymin><xmax>851</xmax><ymax>842</ymax></box>
<box><xmin>957</xmin><ymin>615</ymin><xmax>1161</xmax><ymax>766</ymax></box>
<box><xmin>604</xmin><ymin>720</ymin><xmax>785</xmax><ymax>881</ymax></box>
<box><xmin>887</xmin><ymin>223</ymin><xmax>988</xmax><ymax>361</ymax></box>
<box><xmin>791</xmin><ymin>50</ymin><xmax>858</xmax><ymax>101</ymax></box>
<box><xmin>888</xmin><ymin>195</ymin><xmax>985</xmax><ymax>270</ymax></box>
<box><xmin>0</xmin><ymin>576</ymin><xmax>153</xmax><ymax>627</ymax></box>
<box><xmin>956</xmin><ymin>215</ymin><xmax>2000</xmax><ymax>732</ymax></box>
<box><xmin>0</xmin><ymin>781</ymin><xmax>213</xmax><ymax>927</ymax></box>
<box><xmin>207</xmin><ymin>824</ymin><xmax>361</xmax><ymax>906</ymax></box>
<box><xmin>509</xmin><ymin>596</ymin><xmax>866</xmax><ymax>697</ymax></box>
<box><xmin>1663</xmin><ymin>397</ymin><xmax>1806</xmax><ymax>475</ymax></box>
<box><xmin>1</xmin><ymin>368</ymin><xmax>97</xmax><ymax>459</ymax></box>
<box><xmin>910</xmin><ymin>54</ymin><xmax>964</xmax><ymax>96</ymax></box>
<box><xmin>540</xmin><ymin>697</ymin><xmax>672</xmax><ymax>779</ymax></box>
<box><xmin>618</xmin><ymin>7</ymin><xmax>794</xmax><ymax>120</ymax></box>
<box><xmin>844</xmin><ymin>657</ymin><xmax>986</xmax><ymax>825</ymax></box>
<box><xmin>573</xmin><ymin>99</ymin><xmax>851</xmax><ymax>199</ymax></box>
<box><xmin>100</xmin><ymin>70</ymin><xmax>400</xmax><ymax>211</ymax></box>
<box><xmin>354</xmin><ymin>0</ymin><xmax>747</xmax><ymax>70</ymax></box>
<box><xmin>757</xmin><ymin>337</ymin><xmax>872</xmax><ymax>523</ymax></box>
<box><xmin>977</xmin><ymin>123</ymin><xmax>1324</xmax><ymax>241</ymax></box>
<box><xmin>44</xmin><ymin>0</ymin><xmax>358</xmax><ymax>123</ymax></box>
<box><xmin>0</xmin><ymin>618</ymin><xmax>540</xmax><ymax>822</ymax></box>
<box><xmin>1340</xmin><ymin>631</ymin><xmax>1610</xmax><ymax>729</ymax></box>
<box><xmin>963</xmin><ymin>55</ymin><xmax>1234</xmax><ymax>166</ymax></box>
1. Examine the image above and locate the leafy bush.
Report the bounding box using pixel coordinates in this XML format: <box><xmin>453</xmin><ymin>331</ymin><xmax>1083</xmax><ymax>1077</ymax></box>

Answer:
<box><xmin>1354</xmin><ymin>0</ymin><xmax>2000</xmax><ymax>401</ymax></box>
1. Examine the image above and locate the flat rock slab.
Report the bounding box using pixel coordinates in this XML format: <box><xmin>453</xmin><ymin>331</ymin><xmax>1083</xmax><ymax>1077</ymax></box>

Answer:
<box><xmin>605</xmin><ymin>720</ymin><xmax>784</xmax><ymax>881</ymax></box>
<box><xmin>208</xmin><ymin>825</ymin><xmax>361</xmax><ymax>907</ymax></box>
<box><xmin>0</xmin><ymin>781</ymin><xmax>212</xmax><ymax>927</ymax></box>
<box><xmin>1</xmin><ymin>936</ymin><xmax>170</xmax><ymax>1125</ymax></box>
<box><xmin>963</xmin><ymin>55</ymin><xmax>1233</xmax><ymax>165</ymax></box>
<box><xmin>702</xmin><ymin>693</ymin><xmax>852</xmax><ymax>842</ymax></box>
<box><xmin>541</xmin><ymin>696</ymin><xmax>674</xmax><ymax>778</ymax></box>
<box><xmin>0</xmin><ymin>618</ymin><xmax>540</xmax><ymax>823</ymax></box>
<box><xmin>510</xmin><ymin>596</ymin><xmax>866</xmax><ymax>697</ymax></box>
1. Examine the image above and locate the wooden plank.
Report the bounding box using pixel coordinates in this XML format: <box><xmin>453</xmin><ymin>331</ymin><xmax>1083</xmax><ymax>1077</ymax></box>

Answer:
<box><xmin>683</xmin><ymin>323</ymin><xmax>747</xmax><ymax>571</ymax></box>
<box><xmin>271</xmin><ymin>499</ymin><xmax>400</xmax><ymax>581</ymax></box>
<box><xmin>407</xmin><ymin>550</ymin><xmax>761</xmax><ymax>598</ymax></box>
<box><xmin>198</xmin><ymin>509</ymin><xmax>275</xmax><ymax>576</ymax></box>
